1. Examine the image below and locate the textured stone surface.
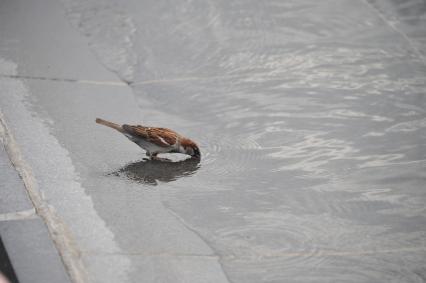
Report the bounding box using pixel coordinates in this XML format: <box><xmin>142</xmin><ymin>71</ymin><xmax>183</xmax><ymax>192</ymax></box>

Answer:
<box><xmin>0</xmin><ymin>219</ymin><xmax>71</xmax><ymax>283</ymax></box>
<box><xmin>0</xmin><ymin>143</ymin><xmax>33</xmax><ymax>214</ymax></box>
<box><xmin>1</xmin><ymin>0</ymin><xmax>424</xmax><ymax>282</ymax></box>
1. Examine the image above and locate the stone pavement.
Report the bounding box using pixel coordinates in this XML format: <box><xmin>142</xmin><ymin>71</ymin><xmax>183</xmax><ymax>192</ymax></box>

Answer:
<box><xmin>0</xmin><ymin>138</ymin><xmax>71</xmax><ymax>283</ymax></box>
<box><xmin>0</xmin><ymin>0</ymin><xmax>229</xmax><ymax>282</ymax></box>
<box><xmin>4</xmin><ymin>0</ymin><xmax>425</xmax><ymax>282</ymax></box>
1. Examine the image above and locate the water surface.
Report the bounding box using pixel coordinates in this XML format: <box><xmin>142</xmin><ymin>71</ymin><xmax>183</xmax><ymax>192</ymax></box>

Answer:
<box><xmin>62</xmin><ymin>0</ymin><xmax>426</xmax><ymax>282</ymax></box>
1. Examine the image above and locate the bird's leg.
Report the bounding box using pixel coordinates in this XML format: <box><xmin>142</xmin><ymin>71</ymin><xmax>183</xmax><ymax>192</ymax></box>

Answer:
<box><xmin>143</xmin><ymin>151</ymin><xmax>151</xmax><ymax>161</ymax></box>
<box><xmin>151</xmin><ymin>153</ymin><xmax>161</xmax><ymax>161</ymax></box>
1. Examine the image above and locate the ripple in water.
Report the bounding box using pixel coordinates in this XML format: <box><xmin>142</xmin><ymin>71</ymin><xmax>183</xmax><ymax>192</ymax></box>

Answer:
<box><xmin>62</xmin><ymin>0</ymin><xmax>426</xmax><ymax>282</ymax></box>
<box><xmin>198</xmin><ymin>133</ymin><xmax>263</xmax><ymax>178</ymax></box>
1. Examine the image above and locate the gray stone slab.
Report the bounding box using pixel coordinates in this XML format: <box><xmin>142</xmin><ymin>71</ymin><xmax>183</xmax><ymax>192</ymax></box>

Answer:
<box><xmin>0</xmin><ymin>75</ymin><xmax>229</xmax><ymax>281</ymax></box>
<box><xmin>0</xmin><ymin>143</ymin><xmax>33</xmax><ymax>214</ymax></box>
<box><xmin>83</xmin><ymin>254</ymin><xmax>229</xmax><ymax>283</ymax></box>
<box><xmin>0</xmin><ymin>0</ymin><xmax>120</xmax><ymax>82</ymax></box>
<box><xmin>222</xmin><ymin>249</ymin><xmax>426</xmax><ymax>283</ymax></box>
<box><xmin>0</xmin><ymin>69</ymin><xmax>230</xmax><ymax>281</ymax></box>
<box><xmin>0</xmin><ymin>218</ymin><xmax>71</xmax><ymax>283</ymax></box>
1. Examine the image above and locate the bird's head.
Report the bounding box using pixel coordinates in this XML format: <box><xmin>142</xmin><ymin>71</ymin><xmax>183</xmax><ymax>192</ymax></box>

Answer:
<box><xmin>180</xmin><ymin>138</ymin><xmax>201</xmax><ymax>159</ymax></box>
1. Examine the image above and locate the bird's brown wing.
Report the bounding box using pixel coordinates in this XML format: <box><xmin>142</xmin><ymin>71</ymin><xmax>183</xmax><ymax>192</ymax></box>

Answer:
<box><xmin>122</xmin><ymin>125</ymin><xmax>178</xmax><ymax>148</ymax></box>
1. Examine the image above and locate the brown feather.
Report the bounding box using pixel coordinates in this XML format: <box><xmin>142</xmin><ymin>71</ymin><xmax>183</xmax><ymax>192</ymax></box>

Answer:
<box><xmin>122</xmin><ymin>125</ymin><xmax>178</xmax><ymax>148</ymax></box>
<box><xmin>95</xmin><ymin>118</ymin><xmax>124</xmax><ymax>133</ymax></box>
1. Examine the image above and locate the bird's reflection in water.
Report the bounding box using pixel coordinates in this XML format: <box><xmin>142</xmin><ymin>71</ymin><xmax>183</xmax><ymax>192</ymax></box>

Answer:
<box><xmin>110</xmin><ymin>157</ymin><xmax>201</xmax><ymax>185</ymax></box>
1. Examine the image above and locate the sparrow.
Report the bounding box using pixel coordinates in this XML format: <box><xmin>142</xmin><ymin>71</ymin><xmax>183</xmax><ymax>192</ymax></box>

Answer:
<box><xmin>95</xmin><ymin>118</ymin><xmax>200</xmax><ymax>161</ymax></box>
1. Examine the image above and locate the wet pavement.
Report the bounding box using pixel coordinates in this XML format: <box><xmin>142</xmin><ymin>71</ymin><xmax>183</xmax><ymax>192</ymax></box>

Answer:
<box><xmin>1</xmin><ymin>0</ymin><xmax>426</xmax><ymax>282</ymax></box>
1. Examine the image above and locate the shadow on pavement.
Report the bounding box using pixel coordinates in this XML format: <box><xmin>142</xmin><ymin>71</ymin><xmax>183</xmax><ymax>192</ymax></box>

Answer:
<box><xmin>109</xmin><ymin>157</ymin><xmax>201</xmax><ymax>185</ymax></box>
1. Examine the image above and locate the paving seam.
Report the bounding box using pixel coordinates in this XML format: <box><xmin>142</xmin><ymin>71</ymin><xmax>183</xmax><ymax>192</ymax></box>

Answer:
<box><xmin>0</xmin><ymin>73</ymin><xmax>251</xmax><ymax>86</ymax></box>
<box><xmin>359</xmin><ymin>0</ymin><xmax>426</xmax><ymax>65</ymax></box>
<box><xmin>0</xmin><ymin>74</ymin><xmax>127</xmax><ymax>87</ymax></box>
<box><xmin>0</xmin><ymin>209</ymin><xmax>37</xmax><ymax>222</ymax></box>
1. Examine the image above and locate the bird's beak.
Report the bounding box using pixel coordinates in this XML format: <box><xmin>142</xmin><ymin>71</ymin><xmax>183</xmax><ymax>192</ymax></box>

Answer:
<box><xmin>192</xmin><ymin>147</ymin><xmax>201</xmax><ymax>159</ymax></box>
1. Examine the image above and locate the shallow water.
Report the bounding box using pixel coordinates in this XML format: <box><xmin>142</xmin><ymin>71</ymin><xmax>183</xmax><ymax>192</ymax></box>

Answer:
<box><xmin>60</xmin><ymin>0</ymin><xmax>426</xmax><ymax>282</ymax></box>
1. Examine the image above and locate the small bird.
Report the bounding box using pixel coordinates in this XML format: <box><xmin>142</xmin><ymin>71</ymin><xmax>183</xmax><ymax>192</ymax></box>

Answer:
<box><xmin>96</xmin><ymin>118</ymin><xmax>200</xmax><ymax>161</ymax></box>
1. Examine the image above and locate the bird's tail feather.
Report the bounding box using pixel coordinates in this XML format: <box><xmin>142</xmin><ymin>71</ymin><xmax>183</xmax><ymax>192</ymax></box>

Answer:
<box><xmin>95</xmin><ymin>118</ymin><xmax>124</xmax><ymax>132</ymax></box>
